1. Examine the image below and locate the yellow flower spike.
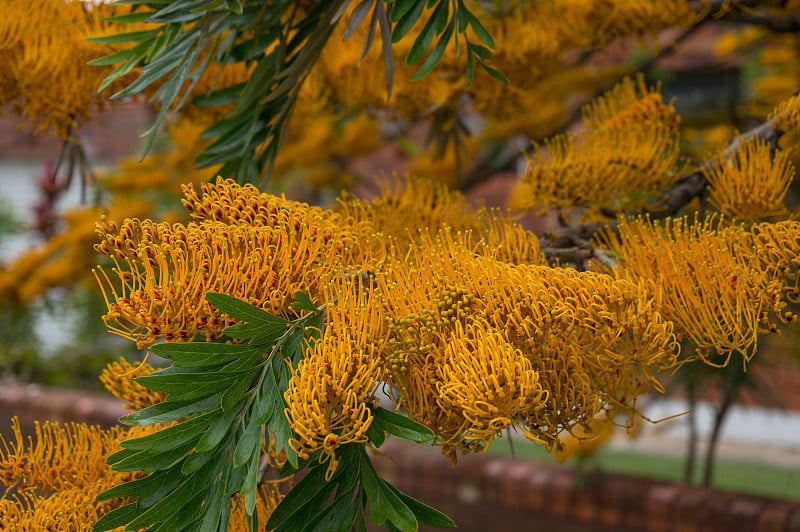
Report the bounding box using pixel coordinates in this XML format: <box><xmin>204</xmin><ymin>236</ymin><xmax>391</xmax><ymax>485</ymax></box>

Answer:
<box><xmin>515</xmin><ymin>78</ymin><xmax>681</xmax><ymax>219</ymax></box>
<box><xmin>582</xmin><ymin>74</ymin><xmax>679</xmax><ymax>134</ymax></box>
<box><xmin>600</xmin><ymin>214</ymin><xmax>780</xmax><ymax>366</ymax></box>
<box><xmin>95</xmin><ymin>184</ymin><xmax>361</xmax><ymax>347</ymax></box>
<box><xmin>285</xmin><ymin>278</ymin><xmax>385</xmax><ymax>477</ymax></box>
<box><xmin>704</xmin><ymin>136</ymin><xmax>794</xmax><ymax>221</ymax></box>
<box><xmin>336</xmin><ymin>175</ymin><xmax>478</xmax><ymax>258</ymax></box>
<box><xmin>99</xmin><ymin>357</ymin><xmax>166</xmax><ymax>412</ymax></box>
<box><xmin>476</xmin><ymin>208</ymin><xmax>546</xmax><ymax>265</ymax></box>
<box><xmin>436</xmin><ymin>323</ymin><xmax>545</xmax><ymax>448</ymax></box>
<box><xmin>0</xmin><ymin>418</ymin><xmax>159</xmax><ymax>531</ymax></box>
<box><xmin>368</xmin><ymin>229</ymin><xmax>677</xmax><ymax>457</ymax></box>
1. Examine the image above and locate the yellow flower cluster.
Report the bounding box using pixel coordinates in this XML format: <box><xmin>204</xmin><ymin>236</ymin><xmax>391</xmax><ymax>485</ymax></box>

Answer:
<box><xmin>94</xmin><ymin>184</ymin><xmax>361</xmax><ymax>348</ymax></box>
<box><xmin>99</xmin><ymin>358</ymin><xmax>166</xmax><ymax>412</ymax></box>
<box><xmin>337</xmin><ymin>175</ymin><xmax>478</xmax><ymax>258</ymax></box>
<box><xmin>0</xmin><ymin>418</ymin><xmax>139</xmax><ymax>531</ymax></box>
<box><xmin>0</xmin><ymin>417</ymin><xmax>284</xmax><ymax>531</ymax></box>
<box><xmin>286</xmin><ymin>227</ymin><xmax>677</xmax><ymax>468</ymax></box>
<box><xmin>704</xmin><ymin>136</ymin><xmax>794</xmax><ymax>221</ymax></box>
<box><xmin>600</xmin><ymin>215</ymin><xmax>795</xmax><ymax>366</ymax></box>
<box><xmin>96</xmin><ymin>177</ymin><xmax>674</xmax><ymax>470</ymax></box>
<box><xmin>286</xmin><ymin>275</ymin><xmax>386</xmax><ymax>479</ymax></box>
<box><xmin>731</xmin><ymin>220</ymin><xmax>800</xmax><ymax>304</ymax></box>
<box><xmin>512</xmin><ymin>76</ymin><xmax>681</xmax><ymax>219</ymax></box>
<box><xmin>0</xmin><ymin>0</ymin><xmax>148</xmax><ymax>137</ymax></box>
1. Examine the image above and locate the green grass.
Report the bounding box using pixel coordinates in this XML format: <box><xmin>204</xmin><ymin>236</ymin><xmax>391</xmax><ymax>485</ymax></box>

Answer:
<box><xmin>485</xmin><ymin>439</ymin><xmax>800</xmax><ymax>500</ymax></box>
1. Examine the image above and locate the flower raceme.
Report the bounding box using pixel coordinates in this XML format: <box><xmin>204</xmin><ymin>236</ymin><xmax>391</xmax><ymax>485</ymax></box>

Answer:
<box><xmin>704</xmin><ymin>136</ymin><xmax>794</xmax><ymax>221</ymax></box>
<box><xmin>599</xmin><ymin>215</ymin><xmax>798</xmax><ymax>366</ymax></box>
<box><xmin>94</xmin><ymin>189</ymin><xmax>361</xmax><ymax>348</ymax></box>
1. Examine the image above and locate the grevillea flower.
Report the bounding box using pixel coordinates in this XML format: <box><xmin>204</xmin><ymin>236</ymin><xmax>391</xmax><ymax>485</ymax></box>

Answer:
<box><xmin>512</xmin><ymin>78</ymin><xmax>681</xmax><ymax>219</ymax></box>
<box><xmin>0</xmin><ymin>0</ymin><xmax>150</xmax><ymax>137</ymax></box>
<box><xmin>285</xmin><ymin>275</ymin><xmax>385</xmax><ymax>479</ymax></box>
<box><xmin>704</xmin><ymin>136</ymin><xmax>794</xmax><ymax>221</ymax></box>
<box><xmin>99</xmin><ymin>358</ymin><xmax>165</xmax><ymax>412</ymax></box>
<box><xmin>0</xmin><ymin>418</ymin><xmax>145</xmax><ymax>531</ymax></box>
<box><xmin>363</xmin><ymin>228</ymin><xmax>677</xmax><ymax>458</ymax></box>
<box><xmin>94</xmin><ymin>181</ymin><xmax>361</xmax><ymax>348</ymax></box>
<box><xmin>436</xmin><ymin>323</ymin><xmax>546</xmax><ymax>448</ymax></box>
<box><xmin>600</xmin><ymin>215</ymin><xmax>791</xmax><ymax>366</ymax></box>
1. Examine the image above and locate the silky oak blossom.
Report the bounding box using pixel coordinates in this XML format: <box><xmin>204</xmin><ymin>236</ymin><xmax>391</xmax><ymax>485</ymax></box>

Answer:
<box><xmin>728</xmin><ymin>220</ymin><xmax>800</xmax><ymax>307</ymax></box>
<box><xmin>600</xmin><ymin>215</ymin><xmax>790</xmax><ymax>367</ymax></box>
<box><xmin>336</xmin><ymin>175</ymin><xmax>479</xmax><ymax>259</ymax></box>
<box><xmin>436</xmin><ymin>324</ymin><xmax>546</xmax><ymax>448</ymax></box>
<box><xmin>513</xmin><ymin>77</ymin><xmax>681</xmax><ymax>219</ymax></box>
<box><xmin>94</xmin><ymin>182</ymin><xmax>360</xmax><ymax>348</ymax></box>
<box><xmin>285</xmin><ymin>276</ymin><xmax>385</xmax><ymax>479</ymax></box>
<box><xmin>0</xmin><ymin>418</ymin><xmax>147</xmax><ymax>531</ymax></box>
<box><xmin>704</xmin><ymin>136</ymin><xmax>794</xmax><ymax>221</ymax></box>
<box><xmin>0</xmin><ymin>0</ymin><xmax>148</xmax><ymax>137</ymax></box>
<box><xmin>366</xmin><ymin>228</ymin><xmax>677</xmax><ymax>460</ymax></box>
<box><xmin>99</xmin><ymin>358</ymin><xmax>166</xmax><ymax>412</ymax></box>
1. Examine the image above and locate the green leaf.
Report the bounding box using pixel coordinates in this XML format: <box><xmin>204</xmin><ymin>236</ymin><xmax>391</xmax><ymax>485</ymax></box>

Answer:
<box><xmin>150</xmin><ymin>341</ymin><xmax>255</xmax><ymax>364</ymax></box>
<box><xmin>384</xmin><ymin>482</ymin><xmax>456</xmax><ymax>528</ymax></box>
<box><xmin>102</xmin><ymin>11</ymin><xmax>155</xmax><ymax>23</ymax></box>
<box><xmin>86</xmin><ymin>29</ymin><xmax>159</xmax><ymax>44</ymax></box>
<box><xmin>225</xmin><ymin>0</ymin><xmax>243</xmax><ymax>14</ymax></box>
<box><xmin>389</xmin><ymin>0</ymin><xmax>417</xmax><ymax>23</ymax></box>
<box><xmin>391</xmin><ymin>0</ymin><xmax>425</xmax><ymax>43</ymax></box>
<box><xmin>371</xmin><ymin>406</ymin><xmax>434</xmax><ymax>442</ymax></box>
<box><xmin>119</xmin><ymin>393</ymin><xmax>223</xmax><ymax>426</ymax></box>
<box><xmin>281</xmin><ymin>327</ymin><xmax>305</xmax><ymax>369</ymax></box>
<box><xmin>198</xmin><ymin>467</ymin><xmax>229</xmax><ymax>532</ymax></box>
<box><xmin>206</xmin><ymin>292</ymin><xmax>290</xmax><ymax>326</ymax></box>
<box><xmin>233</xmin><ymin>416</ymin><xmax>260</xmax><ymax>467</ymax></box>
<box><xmin>136</xmin><ymin>370</ymin><xmax>249</xmax><ymax>402</ymax></box>
<box><xmin>291</xmin><ymin>290</ymin><xmax>318</xmax><ymax>312</ymax></box>
<box><xmin>359</xmin><ymin>450</ymin><xmax>417</xmax><ymax>530</ymax></box>
<box><xmin>87</xmin><ymin>49</ymin><xmax>133</xmax><ymax>66</ymax></box>
<box><xmin>478</xmin><ymin>59</ymin><xmax>509</xmax><ymax>84</ymax></box>
<box><xmin>196</xmin><ymin>398</ymin><xmax>244</xmax><ymax>452</ymax></box>
<box><xmin>465</xmin><ymin>49</ymin><xmax>474</xmax><ymax>85</ymax></box>
<box><xmin>97</xmin><ymin>466</ymin><xmax>179</xmax><ymax>501</ymax></box>
<box><xmin>181</xmin><ymin>446</ymin><xmax>218</xmax><ymax>475</ymax></box>
<box><xmin>464</xmin><ymin>8</ymin><xmax>495</xmax><ymax>49</ymax></box>
<box><xmin>224</xmin><ymin>320</ymin><xmax>288</xmax><ymax>343</ymax></box>
<box><xmin>120</xmin><ymin>408</ymin><xmax>220</xmax><ymax>452</ymax></box>
<box><xmin>300</xmin><ymin>489</ymin><xmax>360</xmax><ymax>532</ymax></box>
<box><xmin>112</xmin><ymin>440</ymin><xmax>197</xmax><ymax>474</ymax></box>
<box><xmin>93</xmin><ymin>503</ymin><xmax>141</xmax><ymax>532</ymax></box>
<box><xmin>410</xmin><ymin>18</ymin><xmax>454</xmax><ymax>81</ymax></box>
<box><xmin>126</xmin><ymin>456</ymin><xmax>224</xmax><ymax>528</ymax></box>
<box><xmin>344</xmin><ymin>0</ymin><xmax>374</xmax><ymax>41</ymax></box>
<box><xmin>96</xmin><ymin>42</ymin><xmax>150</xmax><ymax>92</ymax></box>
<box><xmin>406</xmin><ymin>0</ymin><xmax>446</xmax><ymax>65</ymax></box>
<box><xmin>468</xmin><ymin>41</ymin><xmax>493</xmax><ymax>60</ymax></box>
<box><xmin>265</xmin><ymin>465</ymin><xmax>329</xmax><ymax>530</ymax></box>
<box><xmin>365</xmin><ymin>418</ymin><xmax>386</xmax><ymax>447</ymax></box>
<box><xmin>145</xmin><ymin>496</ymin><xmax>205</xmax><ymax>532</ymax></box>
<box><xmin>191</xmin><ymin>81</ymin><xmax>246</xmax><ymax>107</ymax></box>
<box><xmin>243</xmin><ymin>445</ymin><xmax>260</xmax><ymax>515</ymax></box>
<box><xmin>221</xmin><ymin>368</ymin><xmax>259</xmax><ymax>411</ymax></box>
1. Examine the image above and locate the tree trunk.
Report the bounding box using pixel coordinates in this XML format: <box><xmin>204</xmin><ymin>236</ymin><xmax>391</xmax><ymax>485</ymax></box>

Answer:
<box><xmin>701</xmin><ymin>379</ymin><xmax>735</xmax><ymax>487</ymax></box>
<box><xmin>683</xmin><ymin>381</ymin><xmax>698</xmax><ymax>483</ymax></box>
